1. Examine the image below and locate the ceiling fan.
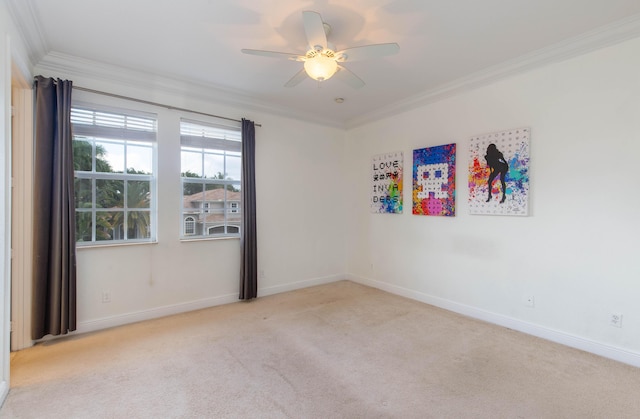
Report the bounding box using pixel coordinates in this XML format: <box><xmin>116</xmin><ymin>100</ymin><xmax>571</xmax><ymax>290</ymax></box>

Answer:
<box><xmin>241</xmin><ymin>11</ymin><xmax>400</xmax><ymax>89</ymax></box>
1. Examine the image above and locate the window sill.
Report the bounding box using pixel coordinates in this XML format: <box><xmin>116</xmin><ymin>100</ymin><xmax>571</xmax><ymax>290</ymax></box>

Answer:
<box><xmin>180</xmin><ymin>236</ymin><xmax>240</xmax><ymax>243</ymax></box>
<box><xmin>76</xmin><ymin>240</ymin><xmax>158</xmax><ymax>250</ymax></box>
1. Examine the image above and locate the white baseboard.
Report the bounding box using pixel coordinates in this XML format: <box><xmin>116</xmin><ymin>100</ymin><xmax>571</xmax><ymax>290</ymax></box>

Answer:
<box><xmin>258</xmin><ymin>274</ymin><xmax>345</xmax><ymax>297</ymax></box>
<box><xmin>348</xmin><ymin>274</ymin><xmax>640</xmax><ymax>368</ymax></box>
<box><xmin>75</xmin><ymin>274</ymin><xmax>345</xmax><ymax>335</ymax></box>
<box><xmin>77</xmin><ymin>293</ymin><xmax>240</xmax><ymax>334</ymax></box>
<box><xmin>60</xmin><ymin>273</ymin><xmax>640</xmax><ymax>369</ymax></box>
<box><xmin>0</xmin><ymin>380</ymin><xmax>8</xmax><ymax>407</ymax></box>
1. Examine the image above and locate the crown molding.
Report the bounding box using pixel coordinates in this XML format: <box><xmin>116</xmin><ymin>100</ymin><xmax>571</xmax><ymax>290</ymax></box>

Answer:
<box><xmin>4</xmin><ymin>0</ymin><xmax>49</xmax><ymax>68</ymax></box>
<box><xmin>345</xmin><ymin>13</ymin><xmax>640</xmax><ymax>130</ymax></box>
<box><xmin>18</xmin><ymin>7</ymin><xmax>640</xmax><ymax>131</ymax></box>
<box><xmin>35</xmin><ymin>51</ymin><xmax>345</xmax><ymax>129</ymax></box>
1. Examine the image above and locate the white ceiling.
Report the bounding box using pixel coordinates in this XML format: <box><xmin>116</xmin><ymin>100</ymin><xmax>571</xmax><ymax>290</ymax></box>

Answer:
<box><xmin>7</xmin><ymin>0</ymin><xmax>640</xmax><ymax>127</ymax></box>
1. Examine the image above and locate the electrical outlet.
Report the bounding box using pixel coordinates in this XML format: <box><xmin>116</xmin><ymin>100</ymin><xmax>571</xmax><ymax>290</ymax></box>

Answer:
<box><xmin>610</xmin><ymin>313</ymin><xmax>623</xmax><ymax>328</ymax></box>
<box><xmin>524</xmin><ymin>295</ymin><xmax>535</xmax><ymax>308</ymax></box>
<box><xmin>101</xmin><ymin>291</ymin><xmax>111</xmax><ymax>303</ymax></box>
<box><xmin>259</xmin><ymin>270</ymin><xmax>265</xmax><ymax>279</ymax></box>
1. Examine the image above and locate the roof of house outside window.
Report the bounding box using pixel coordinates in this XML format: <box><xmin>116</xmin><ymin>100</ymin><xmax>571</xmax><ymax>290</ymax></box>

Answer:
<box><xmin>183</xmin><ymin>189</ymin><xmax>241</xmax><ymax>205</ymax></box>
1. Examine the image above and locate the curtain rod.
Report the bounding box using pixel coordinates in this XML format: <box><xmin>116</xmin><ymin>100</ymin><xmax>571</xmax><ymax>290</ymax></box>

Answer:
<box><xmin>73</xmin><ymin>86</ymin><xmax>262</xmax><ymax>127</ymax></box>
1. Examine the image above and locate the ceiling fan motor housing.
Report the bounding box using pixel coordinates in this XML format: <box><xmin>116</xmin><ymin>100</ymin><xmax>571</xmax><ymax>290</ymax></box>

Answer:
<box><xmin>303</xmin><ymin>49</ymin><xmax>338</xmax><ymax>81</ymax></box>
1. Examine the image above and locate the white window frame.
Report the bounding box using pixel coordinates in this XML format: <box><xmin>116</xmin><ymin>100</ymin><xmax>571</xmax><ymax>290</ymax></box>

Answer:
<box><xmin>180</xmin><ymin>118</ymin><xmax>242</xmax><ymax>239</ymax></box>
<box><xmin>72</xmin><ymin>104</ymin><xmax>158</xmax><ymax>246</ymax></box>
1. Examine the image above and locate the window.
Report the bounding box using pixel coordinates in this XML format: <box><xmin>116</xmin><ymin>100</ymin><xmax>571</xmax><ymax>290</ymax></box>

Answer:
<box><xmin>72</xmin><ymin>106</ymin><xmax>157</xmax><ymax>245</ymax></box>
<box><xmin>180</xmin><ymin>119</ymin><xmax>241</xmax><ymax>238</ymax></box>
<box><xmin>184</xmin><ymin>216</ymin><xmax>196</xmax><ymax>235</ymax></box>
<box><xmin>208</xmin><ymin>225</ymin><xmax>240</xmax><ymax>235</ymax></box>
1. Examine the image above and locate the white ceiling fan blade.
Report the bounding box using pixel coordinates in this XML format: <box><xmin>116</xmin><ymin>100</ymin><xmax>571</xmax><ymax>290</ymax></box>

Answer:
<box><xmin>335</xmin><ymin>65</ymin><xmax>365</xmax><ymax>89</ymax></box>
<box><xmin>284</xmin><ymin>69</ymin><xmax>308</xmax><ymax>87</ymax></box>
<box><xmin>302</xmin><ymin>11</ymin><xmax>327</xmax><ymax>51</ymax></box>
<box><xmin>335</xmin><ymin>43</ymin><xmax>400</xmax><ymax>62</ymax></box>
<box><xmin>241</xmin><ymin>49</ymin><xmax>304</xmax><ymax>61</ymax></box>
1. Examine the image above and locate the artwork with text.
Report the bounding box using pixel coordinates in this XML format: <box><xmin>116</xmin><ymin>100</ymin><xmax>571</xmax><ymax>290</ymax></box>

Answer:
<box><xmin>371</xmin><ymin>152</ymin><xmax>403</xmax><ymax>214</ymax></box>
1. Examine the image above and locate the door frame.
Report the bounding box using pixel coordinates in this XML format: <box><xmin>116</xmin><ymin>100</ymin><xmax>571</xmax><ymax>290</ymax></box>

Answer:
<box><xmin>0</xmin><ymin>31</ymin><xmax>12</xmax><ymax>406</ymax></box>
<box><xmin>10</xmin><ymin>71</ymin><xmax>32</xmax><ymax>352</ymax></box>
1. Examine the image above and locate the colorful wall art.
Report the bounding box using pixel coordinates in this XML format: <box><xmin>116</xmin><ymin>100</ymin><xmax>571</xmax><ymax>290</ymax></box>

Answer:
<box><xmin>412</xmin><ymin>144</ymin><xmax>456</xmax><ymax>216</ymax></box>
<box><xmin>468</xmin><ymin>127</ymin><xmax>530</xmax><ymax>216</ymax></box>
<box><xmin>371</xmin><ymin>151</ymin><xmax>403</xmax><ymax>214</ymax></box>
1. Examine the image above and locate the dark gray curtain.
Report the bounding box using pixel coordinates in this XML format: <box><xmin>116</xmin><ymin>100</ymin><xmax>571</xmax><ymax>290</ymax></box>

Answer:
<box><xmin>32</xmin><ymin>76</ymin><xmax>77</xmax><ymax>339</ymax></box>
<box><xmin>239</xmin><ymin>118</ymin><xmax>257</xmax><ymax>300</ymax></box>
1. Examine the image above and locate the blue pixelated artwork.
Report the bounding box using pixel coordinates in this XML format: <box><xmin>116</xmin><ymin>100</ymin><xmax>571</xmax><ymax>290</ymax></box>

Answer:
<box><xmin>412</xmin><ymin>143</ymin><xmax>456</xmax><ymax>216</ymax></box>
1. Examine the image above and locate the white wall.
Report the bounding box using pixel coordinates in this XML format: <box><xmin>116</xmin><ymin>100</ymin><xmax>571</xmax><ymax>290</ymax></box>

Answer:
<box><xmin>31</xmin><ymin>77</ymin><xmax>347</xmax><ymax>333</ymax></box>
<box><xmin>255</xmin><ymin>116</ymin><xmax>348</xmax><ymax>292</ymax></box>
<box><xmin>9</xmin><ymin>4</ymin><xmax>639</xmax><ymax>368</ymax></box>
<box><xmin>346</xmin><ymin>36</ymin><xmax>640</xmax><ymax>365</ymax></box>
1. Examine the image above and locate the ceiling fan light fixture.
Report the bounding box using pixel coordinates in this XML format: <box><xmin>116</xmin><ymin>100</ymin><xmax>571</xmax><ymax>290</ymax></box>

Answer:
<box><xmin>303</xmin><ymin>53</ymin><xmax>338</xmax><ymax>81</ymax></box>
<box><xmin>241</xmin><ymin>11</ymin><xmax>399</xmax><ymax>89</ymax></box>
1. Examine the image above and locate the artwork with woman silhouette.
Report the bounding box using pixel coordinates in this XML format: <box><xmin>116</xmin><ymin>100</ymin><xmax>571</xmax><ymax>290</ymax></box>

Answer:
<box><xmin>484</xmin><ymin>143</ymin><xmax>508</xmax><ymax>203</ymax></box>
<box><xmin>468</xmin><ymin>128</ymin><xmax>530</xmax><ymax>216</ymax></box>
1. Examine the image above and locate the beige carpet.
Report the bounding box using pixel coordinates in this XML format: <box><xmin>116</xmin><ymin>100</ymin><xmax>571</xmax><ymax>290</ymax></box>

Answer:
<box><xmin>2</xmin><ymin>280</ymin><xmax>640</xmax><ymax>418</ymax></box>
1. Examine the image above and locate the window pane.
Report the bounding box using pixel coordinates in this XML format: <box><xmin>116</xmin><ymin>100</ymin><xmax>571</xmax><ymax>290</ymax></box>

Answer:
<box><xmin>128</xmin><ymin>211</ymin><xmax>151</xmax><ymax>239</ymax></box>
<box><xmin>226</xmin><ymin>154</ymin><xmax>241</xmax><ymax>181</ymax></box>
<box><xmin>96</xmin><ymin>141</ymin><xmax>124</xmax><ymax>173</ymax></box>
<box><xmin>95</xmin><ymin>211</ymin><xmax>120</xmax><ymax>241</ymax></box>
<box><xmin>181</xmin><ymin>149</ymin><xmax>202</xmax><ymax>177</ymax></box>
<box><xmin>227</xmin><ymin>212</ymin><xmax>241</xmax><ymax>225</ymax></box>
<box><xmin>183</xmin><ymin>182</ymin><xmax>204</xmax><ymax>207</ymax></box>
<box><xmin>94</xmin><ymin>143</ymin><xmax>110</xmax><ymax>173</ymax></box>
<box><xmin>76</xmin><ymin>212</ymin><xmax>92</xmax><ymax>242</ymax></box>
<box><xmin>204</xmin><ymin>183</ymin><xmax>224</xmax><ymax>192</ymax></box>
<box><xmin>73</xmin><ymin>139</ymin><xmax>93</xmax><ymax>171</ymax></box>
<box><xmin>96</xmin><ymin>179</ymin><xmax>124</xmax><ymax>208</ymax></box>
<box><xmin>127</xmin><ymin>142</ymin><xmax>153</xmax><ymax>174</ymax></box>
<box><xmin>224</xmin><ymin>183</ymin><xmax>241</xmax><ymax>195</ymax></box>
<box><xmin>75</xmin><ymin>178</ymin><xmax>92</xmax><ymax>208</ymax></box>
<box><xmin>203</xmin><ymin>151</ymin><xmax>225</xmax><ymax>179</ymax></box>
<box><xmin>204</xmin><ymin>202</ymin><xmax>224</xmax><ymax>216</ymax></box>
<box><xmin>204</xmin><ymin>207</ymin><xmax>225</xmax><ymax>230</ymax></box>
<box><xmin>127</xmin><ymin>180</ymin><xmax>150</xmax><ymax>208</ymax></box>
